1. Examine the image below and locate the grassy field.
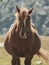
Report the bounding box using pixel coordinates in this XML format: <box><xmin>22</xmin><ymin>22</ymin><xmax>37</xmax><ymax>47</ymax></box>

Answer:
<box><xmin>0</xmin><ymin>36</ymin><xmax>49</xmax><ymax>65</ymax></box>
<box><xmin>0</xmin><ymin>35</ymin><xmax>4</xmax><ymax>42</ymax></box>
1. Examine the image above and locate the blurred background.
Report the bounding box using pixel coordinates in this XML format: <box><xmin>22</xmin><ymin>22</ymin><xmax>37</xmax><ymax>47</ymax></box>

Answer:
<box><xmin>0</xmin><ymin>0</ymin><xmax>49</xmax><ymax>65</ymax></box>
<box><xmin>0</xmin><ymin>0</ymin><xmax>49</xmax><ymax>35</ymax></box>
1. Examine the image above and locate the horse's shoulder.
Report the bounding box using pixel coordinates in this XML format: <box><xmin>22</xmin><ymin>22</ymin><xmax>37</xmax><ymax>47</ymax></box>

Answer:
<box><xmin>31</xmin><ymin>23</ymin><xmax>37</xmax><ymax>30</ymax></box>
<box><xmin>31</xmin><ymin>23</ymin><xmax>39</xmax><ymax>34</ymax></box>
<box><xmin>5</xmin><ymin>21</ymin><xmax>17</xmax><ymax>40</ymax></box>
<box><xmin>31</xmin><ymin>23</ymin><xmax>40</xmax><ymax>39</ymax></box>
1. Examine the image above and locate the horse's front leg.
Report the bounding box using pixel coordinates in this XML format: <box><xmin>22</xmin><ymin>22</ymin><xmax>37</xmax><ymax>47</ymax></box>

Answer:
<box><xmin>11</xmin><ymin>56</ymin><xmax>20</xmax><ymax>65</ymax></box>
<box><xmin>11</xmin><ymin>47</ymin><xmax>20</xmax><ymax>65</ymax></box>
<box><xmin>25</xmin><ymin>58</ymin><xmax>31</xmax><ymax>65</ymax></box>
<box><xmin>25</xmin><ymin>54</ymin><xmax>33</xmax><ymax>65</ymax></box>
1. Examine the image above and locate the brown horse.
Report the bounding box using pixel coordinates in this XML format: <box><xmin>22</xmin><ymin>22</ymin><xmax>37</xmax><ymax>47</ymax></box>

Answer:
<box><xmin>4</xmin><ymin>6</ymin><xmax>49</xmax><ymax>65</ymax></box>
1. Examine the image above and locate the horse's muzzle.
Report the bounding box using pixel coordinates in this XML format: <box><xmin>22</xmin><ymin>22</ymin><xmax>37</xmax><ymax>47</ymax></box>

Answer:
<box><xmin>20</xmin><ymin>30</ymin><xmax>30</xmax><ymax>38</ymax></box>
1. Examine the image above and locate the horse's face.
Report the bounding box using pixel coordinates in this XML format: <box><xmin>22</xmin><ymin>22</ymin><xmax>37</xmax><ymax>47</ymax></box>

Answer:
<box><xmin>16</xmin><ymin>6</ymin><xmax>33</xmax><ymax>38</ymax></box>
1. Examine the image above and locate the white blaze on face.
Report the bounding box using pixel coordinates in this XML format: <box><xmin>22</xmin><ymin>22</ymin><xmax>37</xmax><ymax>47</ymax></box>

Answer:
<box><xmin>23</xmin><ymin>19</ymin><xmax>26</xmax><ymax>30</ymax></box>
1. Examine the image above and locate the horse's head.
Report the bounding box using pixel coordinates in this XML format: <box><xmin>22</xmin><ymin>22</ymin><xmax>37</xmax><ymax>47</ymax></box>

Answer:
<box><xmin>15</xmin><ymin>6</ymin><xmax>33</xmax><ymax>38</ymax></box>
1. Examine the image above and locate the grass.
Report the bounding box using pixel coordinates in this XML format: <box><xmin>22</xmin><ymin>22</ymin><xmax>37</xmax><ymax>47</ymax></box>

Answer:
<box><xmin>0</xmin><ymin>36</ymin><xmax>49</xmax><ymax>65</ymax></box>
<box><xmin>0</xmin><ymin>35</ymin><xmax>4</xmax><ymax>42</ymax></box>
<box><xmin>41</xmin><ymin>36</ymin><xmax>49</xmax><ymax>52</ymax></box>
<box><xmin>0</xmin><ymin>47</ymin><xmax>11</xmax><ymax>65</ymax></box>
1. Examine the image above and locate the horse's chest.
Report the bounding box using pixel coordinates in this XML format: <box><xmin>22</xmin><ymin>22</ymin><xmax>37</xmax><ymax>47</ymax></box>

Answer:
<box><xmin>12</xmin><ymin>38</ymin><xmax>33</xmax><ymax>55</ymax></box>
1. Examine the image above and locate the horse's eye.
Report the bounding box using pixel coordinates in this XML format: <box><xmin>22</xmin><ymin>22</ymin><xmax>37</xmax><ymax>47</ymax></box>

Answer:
<box><xmin>27</xmin><ymin>15</ymin><xmax>30</xmax><ymax>19</ymax></box>
<box><xmin>19</xmin><ymin>16</ymin><xmax>20</xmax><ymax>20</ymax></box>
<box><xmin>19</xmin><ymin>14</ymin><xmax>23</xmax><ymax>21</ymax></box>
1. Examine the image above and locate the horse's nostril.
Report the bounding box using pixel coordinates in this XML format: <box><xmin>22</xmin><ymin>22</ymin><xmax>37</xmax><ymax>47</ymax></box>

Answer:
<box><xmin>20</xmin><ymin>30</ymin><xmax>27</xmax><ymax>37</ymax></box>
<box><xmin>21</xmin><ymin>31</ymin><xmax>24</xmax><ymax>36</ymax></box>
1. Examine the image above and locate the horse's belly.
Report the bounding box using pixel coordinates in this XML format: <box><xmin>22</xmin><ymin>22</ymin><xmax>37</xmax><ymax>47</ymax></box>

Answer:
<box><xmin>18</xmin><ymin>51</ymin><xmax>25</xmax><ymax>57</ymax></box>
<box><xmin>15</xmin><ymin>45</ymin><xmax>26</xmax><ymax>57</ymax></box>
<box><xmin>15</xmin><ymin>43</ymin><xmax>33</xmax><ymax>57</ymax></box>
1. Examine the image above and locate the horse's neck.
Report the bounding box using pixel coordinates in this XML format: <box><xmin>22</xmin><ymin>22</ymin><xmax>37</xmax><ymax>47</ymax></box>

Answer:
<box><xmin>9</xmin><ymin>19</ymin><xmax>18</xmax><ymax>33</ymax></box>
<box><xmin>12</xmin><ymin>20</ymin><xmax>21</xmax><ymax>33</ymax></box>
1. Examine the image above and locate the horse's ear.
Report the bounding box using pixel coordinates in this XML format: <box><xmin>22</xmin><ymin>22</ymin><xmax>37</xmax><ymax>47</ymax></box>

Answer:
<box><xmin>16</xmin><ymin>5</ymin><xmax>20</xmax><ymax>13</ymax></box>
<box><xmin>28</xmin><ymin>7</ymin><xmax>34</xmax><ymax>14</ymax></box>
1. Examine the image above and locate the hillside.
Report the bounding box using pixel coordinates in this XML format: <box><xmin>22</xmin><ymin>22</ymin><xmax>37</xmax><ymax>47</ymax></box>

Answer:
<box><xmin>0</xmin><ymin>0</ymin><xmax>49</xmax><ymax>35</ymax></box>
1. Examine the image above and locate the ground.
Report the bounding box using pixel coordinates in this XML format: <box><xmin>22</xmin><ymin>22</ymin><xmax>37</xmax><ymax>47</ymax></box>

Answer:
<box><xmin>0</xmin><ymin>36</ymin><xmax>49</xmax><ymax>65</ymax></box>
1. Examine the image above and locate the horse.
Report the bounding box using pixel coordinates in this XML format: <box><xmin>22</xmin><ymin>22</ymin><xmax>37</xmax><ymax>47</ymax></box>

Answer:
<box><xmin>4</xmin><ymin>6</ymin><xmax>49</xmax><ymax>65</ymax></box>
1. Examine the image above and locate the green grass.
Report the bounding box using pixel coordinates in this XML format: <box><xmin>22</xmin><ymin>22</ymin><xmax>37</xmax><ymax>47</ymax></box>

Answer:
<box><xmin>0</xmin><ymin>35</ymin><xmax>4</xmax><ymax>42</ymax></box>
<box><xmin>41</xmin><ymin>36</ymin><xmax>49</xmax><ymax>52</ymax></box>
<box><xmin>0</xmin><ymin>47</ymin><xmax>11</xmax><ymax>65</ymax></box>
<box><xmin>0</xmin><ymin>36</ymin><xmax>49</xmax><ymax>65</ymax></box>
